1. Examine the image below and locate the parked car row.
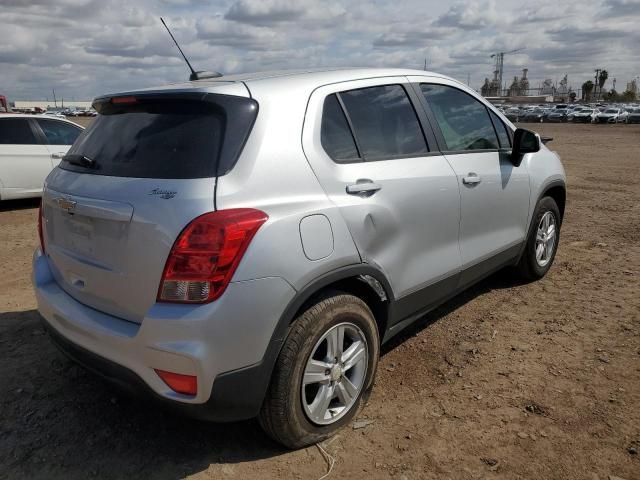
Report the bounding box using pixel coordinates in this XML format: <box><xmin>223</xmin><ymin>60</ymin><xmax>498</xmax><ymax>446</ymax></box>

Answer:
<box><xmin>495</xmin><ymin>103</ymin><xmax>640</xmax><ymax>124</ymax></box>
<box><xmin>7</xmin><ymin>108</ymin><xmax>98</xmax><ymax>117</ymax></box>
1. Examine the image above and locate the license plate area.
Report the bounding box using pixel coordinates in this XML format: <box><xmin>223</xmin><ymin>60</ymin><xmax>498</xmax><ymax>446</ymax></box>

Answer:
<box><xmin>62</xmin><ymin>214</ymin><xmax>95</xmax><ymax>257</ymax></box>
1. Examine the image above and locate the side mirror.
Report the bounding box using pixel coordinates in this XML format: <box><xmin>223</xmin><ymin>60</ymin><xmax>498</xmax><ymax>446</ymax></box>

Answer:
<box><xmin>511</xmin><ymin>128</ymin><xmax>540</xmax><ymax>166</ymax></box>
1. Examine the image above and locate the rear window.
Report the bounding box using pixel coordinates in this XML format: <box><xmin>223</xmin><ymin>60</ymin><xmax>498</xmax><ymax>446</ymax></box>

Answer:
<box><xmin>35</xmin><ymin>118</ymin><xmax>83</xmax><ymax>145</ymax></box>
<box><xmin>61</xmin><ymin>94</ymin><xmax>258</xmax><ymax>179</ymax></box>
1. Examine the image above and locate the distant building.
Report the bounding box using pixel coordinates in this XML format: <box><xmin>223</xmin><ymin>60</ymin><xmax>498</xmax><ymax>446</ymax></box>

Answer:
<box><xmin>626</xmin><ymin>80</ymin><xmax>638</xmax><ymax>95</ymax></box>
<box><xmin>481</xmin><ymin>77</ymin><xmax>500</xmax><ymax>97</ymax></box>
<box><xmin>507</xmin><ymin>69</ymin><xmax>531</xmax><ymax>97</ymax></box>
<box><xmin>540</xmin><ymin>79</ymin><xmax>554</xmax><ymax>96</ymax></box>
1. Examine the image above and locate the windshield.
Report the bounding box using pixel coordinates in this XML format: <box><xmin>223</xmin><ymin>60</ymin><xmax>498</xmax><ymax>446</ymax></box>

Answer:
<box><xmin>604</xmin><ymin>109</ymin><xmax>618</xmax><ymax>113</ymax></box>
<box><xmin>61</xmin><ymin>94</ymin><xmax>258</xmax><ymax>179</ymax></box>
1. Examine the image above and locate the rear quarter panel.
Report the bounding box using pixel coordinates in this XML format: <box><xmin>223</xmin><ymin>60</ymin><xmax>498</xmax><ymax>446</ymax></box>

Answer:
<box><xmin>215</xmin><ymin>78</ymin><xmax>362</xmax><ymax>290</ymax></box>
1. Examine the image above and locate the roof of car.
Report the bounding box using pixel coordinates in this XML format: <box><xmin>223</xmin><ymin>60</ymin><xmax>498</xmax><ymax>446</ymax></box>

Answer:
<box><xmin>0</xmin><ymin>113</ymin><xmax>84</xmax><ymax>126</ymax></box>
<box><xmin>201</xmin><ymin>67</ymin><xmax>447</xmax><ymax>82</ymax></box>
<box><xmin>111</xmin><ymin>67</ymin><xmax>457</xmax><ymax>97</ymax></box>
<box><xmin>2</xmin><ymin>113</ymin><xmax>67</xmax><ymax>119</ymax></box>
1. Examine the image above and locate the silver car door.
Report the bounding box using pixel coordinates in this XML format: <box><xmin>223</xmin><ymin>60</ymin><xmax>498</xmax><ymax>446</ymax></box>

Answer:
<box><xmin>33</xmin><ymin>118</ymin><xmax>84</xmax><ymax>167</ymax></box>
<box><xmin>302</xmin><ymin>77</ymin><xmax>462</xmax><ymax>312</ymax></box>
<box><xmin>410</xmin><ymin>77</ymin><xmax>530</xmax><ymax>286</ymax></box>
<box><xmin>0</xmin><ymin>117</ymin><xmax>52</xmax><ymax>193</ymax></box>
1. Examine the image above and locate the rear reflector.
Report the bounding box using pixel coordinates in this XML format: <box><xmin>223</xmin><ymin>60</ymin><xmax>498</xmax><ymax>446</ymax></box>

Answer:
<box><xmin>155</xmin><ymin>369</ymin><xmax>198</xmax><ymax>396</ymax></box>
<box><xmin>158</xmin><ymin>208</ymin><xmax>268</xmax><ymax>303</ymax></box>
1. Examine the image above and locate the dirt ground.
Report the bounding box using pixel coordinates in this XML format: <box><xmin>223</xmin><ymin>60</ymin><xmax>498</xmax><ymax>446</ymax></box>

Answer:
<box><xmin>1</xmin><ymin>123</ymin><xmax>638</xmax><ymax>480</ymax></box>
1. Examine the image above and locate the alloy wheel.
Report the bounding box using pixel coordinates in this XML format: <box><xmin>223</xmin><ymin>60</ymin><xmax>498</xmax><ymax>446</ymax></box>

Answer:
<box><xmin>535</xmin><ymin>211</ymin><xmax>557</xmax><ymax>267</ymax></box>
<box><xmin>301</xmin><ymin>322</ymin><xmax>368</xmax><ymax>425</ymax></box>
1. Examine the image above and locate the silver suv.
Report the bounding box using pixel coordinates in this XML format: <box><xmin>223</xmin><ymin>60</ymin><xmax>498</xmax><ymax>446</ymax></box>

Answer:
<box><xmin>33</xmin><ymin>68</ymin><xmax>566</xmax><ymax>448</ymax></box>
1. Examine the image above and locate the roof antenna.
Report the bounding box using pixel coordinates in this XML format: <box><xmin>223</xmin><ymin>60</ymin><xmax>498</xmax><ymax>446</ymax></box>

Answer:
<box><xmin>160</xmin><ymin>17</ymin><xmax>222</xmax><ymax>81</ymax></box>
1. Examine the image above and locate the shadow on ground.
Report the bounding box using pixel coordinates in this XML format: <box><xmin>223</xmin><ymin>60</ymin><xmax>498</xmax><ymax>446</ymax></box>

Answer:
<box><xmin>382</xmin><ymin>269</ymin><xmax>528</xmax><ymax>354</ymax></box>
<box><xmin>0</xmin><ymin>271</ymin><xmax>523</xmax><ymax>479</ymax></box>
<box><xmin>0</xmin><ymin>198</ymin><xmax>41</xmax><ymax>212</ymax></box>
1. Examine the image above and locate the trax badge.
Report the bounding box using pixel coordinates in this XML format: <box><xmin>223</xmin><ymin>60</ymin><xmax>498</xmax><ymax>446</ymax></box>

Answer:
<box><xmin>148</xmin><ymin>188</ymin><xmax>177</xmax><ymax>199</ymax></box>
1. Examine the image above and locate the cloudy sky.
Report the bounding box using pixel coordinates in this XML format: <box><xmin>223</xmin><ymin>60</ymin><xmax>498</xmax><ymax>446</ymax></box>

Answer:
<box><xmin>2</xmin><ymin>0</ymin><xmax>639</xmax><ymax>101</ymax></box>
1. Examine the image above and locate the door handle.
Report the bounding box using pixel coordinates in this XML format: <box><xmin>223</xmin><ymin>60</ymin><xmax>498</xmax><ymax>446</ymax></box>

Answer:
<box><xmin>346</xmin><ymin>179</ymin><xmax>382</xmax><ymax>195</ymax></box>
<box><xmin>462</xmin><ymin>173</ymin><xmax>481</xmax><ymax>185</ymax></box>
<box><xmin>51</xmin><ymin>152</ymin><xmax>66</xmax><ymax>159</ymax></box>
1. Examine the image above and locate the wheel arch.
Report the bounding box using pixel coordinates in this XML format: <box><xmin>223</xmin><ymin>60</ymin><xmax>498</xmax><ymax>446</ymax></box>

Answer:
<box><xmin>516</xmin><ymin>179</ymin><xmax>566</xmax><ymax>265</ymax></box>
<box><xmin>542</xmin><ymin>182</ymin><xmax>566</xmax><ymax>221</ymax></box>
<box><xmin>277</xmin><ymin>265</ymin><xmax>393</xmax><ymax>346</ymax></box>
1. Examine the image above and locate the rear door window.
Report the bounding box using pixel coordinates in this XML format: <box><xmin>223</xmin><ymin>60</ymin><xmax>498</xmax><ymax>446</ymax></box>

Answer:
<box><xmin>35</xmin><ymin>119</ymin><xmax>83</xmax><ymax>145</ymax></box>
<box><xmin>321</xmin><ymin>94</ymin><xmax>360</xmax><ymax>163</ymax></box>
<box><xmin>339</xmin><ymin>85</ymin><xmax>428</xmax><ymax>160</ymax></box>
<box><xmin>0</xmin><ymin>118</ymin><xmax>38</xmax><ymax>145</ymax></box>
<box><xmin>61</xmin><ymin>94</ymin><xmax>257</xmax><ymax>179</ymax></box>
<box><xmin>419</xmin><ymin>84</ymin><xmax>499</xmax><ymax>151</ymax></box>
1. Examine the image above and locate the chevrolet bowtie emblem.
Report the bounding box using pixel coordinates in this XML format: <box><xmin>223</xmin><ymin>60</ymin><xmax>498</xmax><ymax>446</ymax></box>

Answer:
<box><xmin>55</xmin><ymin>197</ymin><xmax>77</xmax><ymax>213</ymax></box>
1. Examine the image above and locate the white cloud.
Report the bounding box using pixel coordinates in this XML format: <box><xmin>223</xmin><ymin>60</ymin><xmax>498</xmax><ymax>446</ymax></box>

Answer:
<box><xmin>0</xmin><ymin>0</ymin><xmax>638</xmax><ymax>100</ymax></box>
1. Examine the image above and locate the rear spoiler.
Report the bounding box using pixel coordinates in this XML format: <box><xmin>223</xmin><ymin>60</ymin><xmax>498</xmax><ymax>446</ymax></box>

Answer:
<box><xmin>541</xmin><ymin>136</ymin><xmax>553</xmax><ymax>145</ymax></box>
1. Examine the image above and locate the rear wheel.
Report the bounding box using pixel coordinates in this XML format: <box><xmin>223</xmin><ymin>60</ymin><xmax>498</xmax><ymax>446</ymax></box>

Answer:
<box><xmin>259</xmin><ymin>293</ymin><xmax>379</xmax><ymax>449</ymax></box>
<box><xmin>516</xmin><ymin>196</ymin><xmax>561</xmax><ymax>280</ymax></box>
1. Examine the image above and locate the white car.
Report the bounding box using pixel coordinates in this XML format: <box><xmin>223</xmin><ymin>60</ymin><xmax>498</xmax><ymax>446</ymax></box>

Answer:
<box><xmin>43</xmin><ymin>111</ymin><xmax>67</xmax><ymax>119</ymax></box>
<box><xmin>569</xmin><ymin>108</ymin><xmax>597</xmax><ymax>123</ymax></box>
<box><xmin>0</xmin><ymin>114</ymin><xmax>83</xmax><ymax>200</ymax></box>
<box><xmin>616</xmin><ymin>109</ymin><xmax>630</xmax><ymax>123</ymax></box>
<box><xmin>595</xmin><ymin>108</ymin><xmax>622</xmax><ymax>124</ymax></box>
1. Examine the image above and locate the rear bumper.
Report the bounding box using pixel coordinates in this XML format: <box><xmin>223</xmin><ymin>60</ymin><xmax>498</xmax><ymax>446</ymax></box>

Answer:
<box><xmin>33</xmin><ymin>248</ymin><xmax>296</xmax><ymax>421</ymax></box>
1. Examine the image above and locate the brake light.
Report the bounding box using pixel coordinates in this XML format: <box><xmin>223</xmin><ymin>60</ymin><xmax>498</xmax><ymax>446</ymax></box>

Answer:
<box><xmin>155</xmin><ymin>369</ymin><xmax>197</xmax><ymax>396</ymax></box>
<box><xmin>38</xmin><ymin>201</ymin><xmax>45</xmax><ymax>254</ymax></box>
<box><xmin>158</xmin><ymin>209</ymin><xmax>268</xmax><ymax>303</ymax></box>
<box><xmin>111</xmin><ymin>96</ymin><xmax>137</xmax><ymax>104</ymax></box>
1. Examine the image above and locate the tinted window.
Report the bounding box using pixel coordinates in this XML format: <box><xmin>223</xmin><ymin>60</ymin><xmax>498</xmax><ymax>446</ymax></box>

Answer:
<box><xmin>0</xmin><ymin>118</ymin><xmax>37</xmax><ymax>145</ymax></box>
<box><xmin>340</xmin><ymin>85</ymin><xmax>428</xmax><ymax>159</ymax></box>
<box><xmin>36</xmin><ymin>119</ymin><xmax>82</xmax><ymax>145</ymax></box>
<box><xmin>489</xmin><ymin>111</ymin><xmax>511</xmax><ymax>148</ymax></box>
<box><xmin>420</xmin><ymin>84</ymin><xmax>499</xmax><ymax>151</ymax></box>
<box><xmin>321</xmin><ymin>94</ymin><xmax>359</xmax><ymax>163</ymax></box>
<box><xmin>61</xmin><ymin>95</ymin><xmax>257</xmax><ymax>179</ymax></box>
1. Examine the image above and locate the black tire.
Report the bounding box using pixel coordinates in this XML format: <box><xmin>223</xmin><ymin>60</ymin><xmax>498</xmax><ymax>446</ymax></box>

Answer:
<box><xmin>516</xmin><ymin>196</ymin><xmax>561</xmax><ymax>281</ymax></box>
<box><xmin>259</xmin><ymin>293</ymin><xmax>379</xmax><ymax>449</ymax></box>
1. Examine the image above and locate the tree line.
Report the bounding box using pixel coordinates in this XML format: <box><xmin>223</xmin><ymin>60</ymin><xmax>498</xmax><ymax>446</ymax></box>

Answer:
<box><xmin>581</xmin><ymin>70</ymin><xmax>637</xmax><ymax>102</ymax></box>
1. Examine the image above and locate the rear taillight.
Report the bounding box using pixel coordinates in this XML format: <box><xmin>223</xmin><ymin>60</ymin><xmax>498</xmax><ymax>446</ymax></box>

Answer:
<box><xmin>38</xmin><ymin>201</ymin><xmax>45</xmax><ymax>254</ymax></box>
<box><xmin>158</xmin><ymin>209</ymin><xmax>268</xmax><ymax>303</ymax></box>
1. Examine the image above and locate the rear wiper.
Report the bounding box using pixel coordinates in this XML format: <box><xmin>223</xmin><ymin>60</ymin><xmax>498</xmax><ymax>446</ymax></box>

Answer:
<box><xmin>63</xmin><ymin>154</ymin><xmax>97</xmax><ymax>168</ymax></box>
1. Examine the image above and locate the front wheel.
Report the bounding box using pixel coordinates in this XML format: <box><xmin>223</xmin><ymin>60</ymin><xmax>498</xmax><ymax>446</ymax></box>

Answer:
<box><xmin>516</xmin><ymin>196</ymin><xmax>561</xmax><ymax>280</ymax></box>
<box><xmin>259</xmin><ymin>293</ymin><xmax>379</xmax><ymax>449</ymax></box>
